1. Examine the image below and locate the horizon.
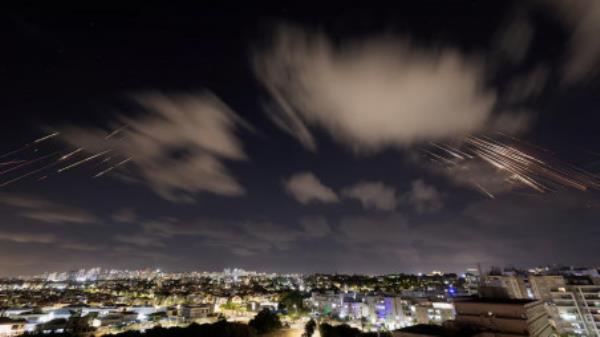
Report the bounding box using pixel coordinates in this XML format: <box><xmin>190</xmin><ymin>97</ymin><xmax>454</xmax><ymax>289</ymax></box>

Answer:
<box><xmin>3</xmin><ymin>264</ymin><xmax>598</xmax><ymax>279</ymax></box>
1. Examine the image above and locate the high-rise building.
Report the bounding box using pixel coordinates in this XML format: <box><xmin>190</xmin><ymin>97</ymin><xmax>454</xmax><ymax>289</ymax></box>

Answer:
<box><xmin>551</xmin><ymin>285</ymin><xmax>600</xmax><ymax>337</ymax></box>
<box><xmin>463</xmin><ymin>268</ymin><xmax>480</xmax><ymax>296</ymax></box>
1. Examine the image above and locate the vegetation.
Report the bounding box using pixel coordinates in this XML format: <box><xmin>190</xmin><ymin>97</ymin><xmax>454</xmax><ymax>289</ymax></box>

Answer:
<box><xmin>221</xmin><ymin>302</ymin><xmax>246</xmax><ymax>311</ymax></box>
<box><xmin>116</xmin><ymin>322</ymin><xmax>255</xmax><ymax>337</ymax></box>
<box><xmin>278</xmin><ymin>291</ymin><xmax>307</xmax><ymax>314</ymax></box>
<box><xmin>248</xmin><ymin>309</ymin><xmax>282</xmax><ymax>335</ymax></box>
<box><xmin>24</xmin><ymin>321</ymin><xmax>256</xmax><ymax>337</ymax></box>
<box><xmin>319</xmin><ymin>323</ymin><xmax>391</xmax><ymax>337</ymax></box>
<box><xmin>303</xmin><ymin>319</ymin><xmax>316</xmax><ymax>337</ymax></box>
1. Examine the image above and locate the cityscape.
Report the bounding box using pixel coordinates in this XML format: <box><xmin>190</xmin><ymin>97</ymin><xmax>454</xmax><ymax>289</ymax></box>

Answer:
<box><xmin>1</xmin><ymin>266</ymin><xmax>600</xmax><ymax>337</ymax></box>
<box><xmin>2</xmin><ymin>1</ymin><xmax>600</xmax><ymax>337</ymax></box>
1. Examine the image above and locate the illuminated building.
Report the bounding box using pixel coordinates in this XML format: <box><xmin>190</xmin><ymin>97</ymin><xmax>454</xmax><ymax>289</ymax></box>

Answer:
<box><xmin>414</xmin><ymin>301</ymin><xmax>455</xmax><ymax>325</ymax></box>
<box><xmin>310</xmin><ymin>291</ymin><xmax>342</xmax><ymax>316</ymax></box>
<box><xmin>179</xmin><ymin>304</ymin><xmax>213</xmax><ymax>320</ymax></box>
<box><xmin>463</xmin><ymin>268</ymin><xmax>480</xmax><ymax>296</ymax></box>
<box><xmin>0</xmin><ymin>318</ymin><xmax>26</xmax><ymax>337</ymax></box>
<box><xmin>551</xmin><ymin>285</ymin><xmax>600</xmax><ymax>337</ymax></box>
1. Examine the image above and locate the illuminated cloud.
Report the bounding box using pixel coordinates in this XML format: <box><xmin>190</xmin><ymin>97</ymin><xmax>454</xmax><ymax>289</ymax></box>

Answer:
<box><xmin>431</xmin><ymin>160</ymin><xmax>517</xmax><ymax>197</ymax></box>
<box><xmin>114</xmin><ymin>234</ymin><xmax>165</xmax><ymax>247</ymax></box>
<box><xmin>341</xmin><ymin>181</ymin><xmax>398</xmax><ymax>211</ymax></box>
<box><xmin>60</xmin><ymin>92</ymin><xmax>250</xmax><ymax>202</ymax></box>
<box><xmin>0</xmin><ymin>231</ymin><xmax>56</xmax><ymax>244</ymax></box>
<box><xmin>0</xmin><ymin>194</ymin><xmax>98</xmax><ymax>225</ymax></box>
<box><xmin>253</xmin><ymin>26</ymin><xmax>524</xmax><ymax>153</ymax></box>
<box><xmin>283</xmin><ymin>172</ymin><xmax>339</xmax><ymax>204</ymax></box>
<box><xmin>59</xmin><ymin>243</ymin><xmax>103</xmax><ymax>252</ymax></box>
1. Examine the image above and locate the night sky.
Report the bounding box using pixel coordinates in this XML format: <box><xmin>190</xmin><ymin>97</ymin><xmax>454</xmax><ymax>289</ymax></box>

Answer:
<box><xmin>1</xmin><ymin>2</ymin><xmax>600</xmax><ymax>277</ymax></box>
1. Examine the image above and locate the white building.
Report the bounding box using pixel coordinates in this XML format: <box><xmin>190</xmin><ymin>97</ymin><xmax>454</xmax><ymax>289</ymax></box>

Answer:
<box><xmin>0</xmin><ymin>318</ymin><xmax>26</xmax><ymax>337</ymax></box>
<box><xmin>179</xmin><ymin>304</ymin><xmax>212</xmax><ymax>320</ymax></box>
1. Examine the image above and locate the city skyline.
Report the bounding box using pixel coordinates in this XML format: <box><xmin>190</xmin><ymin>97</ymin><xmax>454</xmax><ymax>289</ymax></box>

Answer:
<box><xmin>1</xmin><ymin>264</ymin><xmax>596</xmax><ymax>280</ymax></box>
<box><xmin>1</xmin><ymin>2</ymin><xmax>600</xmax><ymax>276</ymax></box>
<box><xmin>1</xmin><ymin>263</ymin><xmax>599</xmax><ymax>336</ymax></box>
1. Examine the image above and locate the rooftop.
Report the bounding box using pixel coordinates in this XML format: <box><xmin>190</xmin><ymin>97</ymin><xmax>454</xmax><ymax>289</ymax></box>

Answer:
<box><xmin>0</xmin><ymin>317</ymin><xmax>27</xmax><ymax>324</ymax></box>
<box><xmin>454</xmin><ymin>297</ymin><xmax>537</xmax><ymax>305</ymax></box>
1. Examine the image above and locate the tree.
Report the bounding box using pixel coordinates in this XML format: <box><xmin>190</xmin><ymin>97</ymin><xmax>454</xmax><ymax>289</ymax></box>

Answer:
<box><xmin>318</xmin><ymin>323</ymin><xmax>390</xmax><ymax>337</ymax></box>
<box><xmin>66</xmin><ymin>314</ymin><xmax>93</xmax><ymax>335</ymax></box>
<box><xmin>279</xmin><ymin>291</ymin><xmax>306</xmax><ymax>314</ymax></box>
<box><xmin>303</xmin><ymin>319</ymin><xmax>316</xmax><ymax>337</ymax></box>
<box><xmin>248</xmin><ymin>309</ymin><xmax>282</xmax><ymax>335</ymax></box>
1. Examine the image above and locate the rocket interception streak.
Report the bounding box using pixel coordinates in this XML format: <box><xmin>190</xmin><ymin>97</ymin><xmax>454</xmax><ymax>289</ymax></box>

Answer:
<box><xmin>425</xmin><ymin>135</ymin><xmax>600</xmax><ymax>198</ymax></box>
<box><xmin>0</xmin><ymin>129</ymin><xmax>133</xmax><ymax>187</ymax></box>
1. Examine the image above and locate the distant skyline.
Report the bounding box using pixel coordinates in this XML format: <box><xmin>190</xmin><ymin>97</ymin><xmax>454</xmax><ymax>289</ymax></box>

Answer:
<box><xmin>6</xmin><ymin>264</ymin><xmax>596</xmax><ymax>279</ymax></box>
<box><xmin>1</xmin><ymin>2</ymin><xmax>600</xmax><ymax>276</ymax></box>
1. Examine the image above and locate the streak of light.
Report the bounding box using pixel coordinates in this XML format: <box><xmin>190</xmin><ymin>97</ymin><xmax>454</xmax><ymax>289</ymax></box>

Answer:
<box><xmin>430</xmin><ymin>142</ymin><xmax>464</xmax><ymax>160</ymax></box>
<box><xmin>0</xmin><ymin>132</ymin><xmax>60</xmax><ymax>159</ymax></box>
<box><xmin>421</xmin><ymin>149</ymin><xmax>455</xmax><ymax>165</ymax></box>
<box><xmin>57</xmin><ymin>150</ymin><xmax>111</xmax><ymax>173</ymax></box>
<box><xmin>0</xmin><ymin>159</ymin><xmax>61</xmax><ymax>187</ymax></box>
<box><xmin>34</xmin><ymin>132</ymin><xmax>60</xmax><ymax>143</ymax></box>
<box><xmin>93</xmin><ymin>157</ymin><xmax>132</xmax><ymax>178</ymax></box>
<box><xmin>474</xmin><ymin>183</ymin><xmax>495</xmax><ymax>199</ymax></box>
<box><xmin>424</xmin><ymin>135</ymin><xmax>600</xmax><ymax>195</ymax></box>
<box><xmin>0</xmin><ymin>152</ymin><xmax>61</xmax><ymax>176</ymax></box>
<box><xmin>60</xmin><ymin>148</ymin><xmax>83</xmax><ymax>161</ymax></box>
<box><xmin>105</xmin><ymin>125</ymin><xmax>128</xmax><ymax>139</ymax></box>
<box><xmin>0</xmin><ymin>160</ymin><xmax>26</xmax><ymax>166</ymax></box>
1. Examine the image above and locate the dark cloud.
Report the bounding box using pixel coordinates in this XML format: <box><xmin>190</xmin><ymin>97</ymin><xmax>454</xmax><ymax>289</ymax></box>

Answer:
<box><xmin>405</xmin><ymin>180</ymin><xmax>443</xmax><ymax>213</ymax></box>
<box><xmin>543</xmin><ymin>0</ymin><xmax>600</xmax><ymax>82</ymax></box>
<box><xmin>341</xmin><ymin>181</ymin><xmax>398</xmax><ymax>211</ymax></box>
<box><xmin>300</xmin><ymin>216</ymin><xmax>332</xmax><ymax>238</ymax></box>
<box><xmin>112</xmin><ymin>208</ymin><xmax>137</xmax><ymax>224</ymax></box>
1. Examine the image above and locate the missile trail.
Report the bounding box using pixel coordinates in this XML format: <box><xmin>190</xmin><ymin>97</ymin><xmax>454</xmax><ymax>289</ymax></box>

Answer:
<box><xmin>93</xmin><ymin>157</ymin><xmax>132</xmax><ymax>178</ymax></box>
<box><xmin>0</xmin><ymin>160</ymin><xmax>26</xmax><ymax>167</ymax></box>
<box><xmin>0</xmin><ymin>132</ymin><xmax>60</xmax><ymax>159</ymax></box>
<box><xmin>57</xmin><ymin>150</ymin><xmax>112</xmax><ymax>173</ymax></box>
<box><xmin>0</xmin><ymin>152</ymin><xmax>61</xmax><ymax>176</ymax></box>
<box><xmin>34</xmin><ymin>132</ymin><xmax>60</xmax><ymax>143</ymax></box>
<box><xmin>0</xmin><ymin>159</ymin><xmax>62</xmax><ymax>187</ymax></box>
<box><xmin>61</xmin><ymin>148</ymin><xmax>83</xmax><ymax>161</ymax></box>
<box><xmin>426</xmin><ymin>135</ymin><xmax>599</xmax><ymax>195</ymax></box>
<box><xmin>105</xmin><ymin>125</ymin><xmax>128</xmax><ymax>139</ymax></box>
